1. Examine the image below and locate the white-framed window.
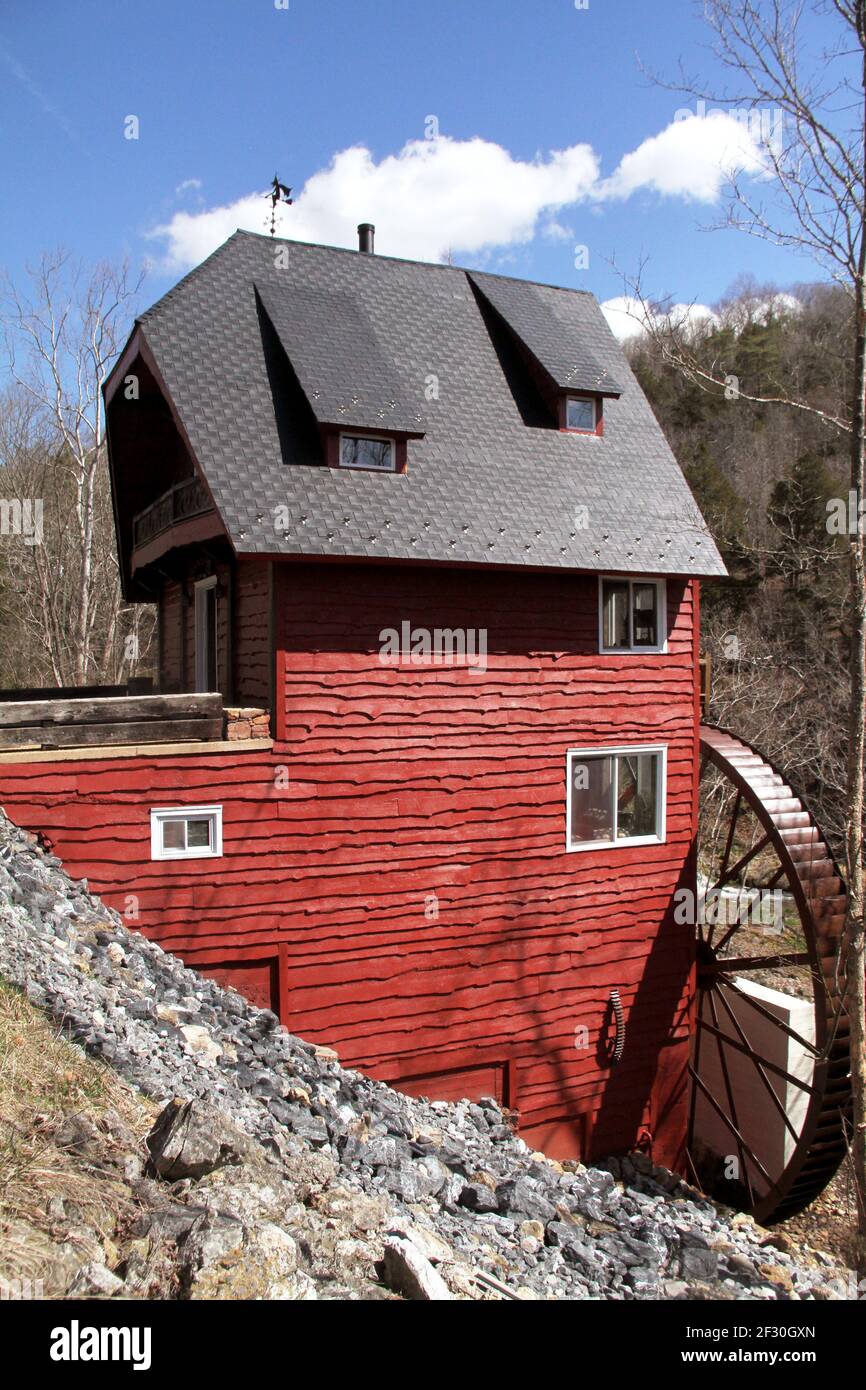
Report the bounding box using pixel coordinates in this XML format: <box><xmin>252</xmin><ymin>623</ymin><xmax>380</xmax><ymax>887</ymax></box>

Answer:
<box><xmin>599</xmin><ymin>576</ymin><xmax>666</xmax><ymax>653</ymax></box>
<box><xmin>194</xmin><ymin>576</ymin><xmax>219</xmax><ymax>692</ymax></box>
<box><xmin>566</xmin><ymin>746</ymin><xmax>666</xmax><ymax>852</ymax></box>
<box><xmin>339</xmin><ymin>433</ymin><xmax>396</xmax><ymax>472</ymax></box>
<box><xmin>151</xmin><ymin>805</ymin><xmax>223</xmax><ymax>861</ymax></box>
<box><xmin>565</xmin><ymin>395</ymin><xmax>597</xmax><ymax>431</ymax></box>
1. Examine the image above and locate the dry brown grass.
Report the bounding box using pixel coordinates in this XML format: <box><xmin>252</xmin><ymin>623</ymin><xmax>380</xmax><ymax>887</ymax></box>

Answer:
<box><xmin>0</xmin><ymin>980</ymin><xmax>160</xmax><ymax>1298</ymax></box>
<box><xmin>779</xmin><ymin>1163</ymin><xmax>860</xmax><ymax>1272</ymax></box>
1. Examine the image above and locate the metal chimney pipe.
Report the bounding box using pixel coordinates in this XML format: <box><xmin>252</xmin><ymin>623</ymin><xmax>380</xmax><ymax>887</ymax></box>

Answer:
<box><xmin>358</xmin><ymin>223</ymin><xmax>376</xmax><ymax>254</ymax></box>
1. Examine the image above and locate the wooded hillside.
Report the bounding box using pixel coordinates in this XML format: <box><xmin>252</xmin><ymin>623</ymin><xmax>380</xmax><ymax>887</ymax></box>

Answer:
<box><xmin>628</xmin><ymin>279</ymin><xmax>851</xmax><ymax>857</ymax></box>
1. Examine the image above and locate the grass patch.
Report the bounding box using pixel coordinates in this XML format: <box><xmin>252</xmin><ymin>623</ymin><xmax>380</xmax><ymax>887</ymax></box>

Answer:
<box><xmin>0</xmin><ymin>980</ymin><xmax>160</xmax><ymax>1298</ymax></box>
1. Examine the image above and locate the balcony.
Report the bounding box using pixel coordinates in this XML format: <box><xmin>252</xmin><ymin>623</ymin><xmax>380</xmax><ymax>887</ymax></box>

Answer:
<box><xmin>132</xmin><ymin>476</ymin><xmax>213</xmax><ymax>551</ymax></box>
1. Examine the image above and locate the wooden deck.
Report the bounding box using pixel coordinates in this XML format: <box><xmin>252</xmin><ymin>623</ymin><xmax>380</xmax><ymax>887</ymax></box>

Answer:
<box><xmin>0</xmin><ymin>692</ymin><xmax>226</xmax><ymax>752</ymax></box>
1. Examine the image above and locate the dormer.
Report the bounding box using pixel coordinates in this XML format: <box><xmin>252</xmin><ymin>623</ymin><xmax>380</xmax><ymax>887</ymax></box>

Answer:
<box><xmin>467</xmin><ymin>271</ymin><xmax>621</xmax><ymax>435</ymax></box>
<box><xmin>255</xmin><ymin>281</ymin><xmax>425</xmax><ymax>472</ymax></box>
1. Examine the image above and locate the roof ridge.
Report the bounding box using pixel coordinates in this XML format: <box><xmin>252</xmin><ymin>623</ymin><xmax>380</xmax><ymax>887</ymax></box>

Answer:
<box><xmin>231</xmin><ymin>229</ymin><xmax>598</xmax><ymax>300</ymax></box>
<box><xmin>467</xmin><ymin>266</ymin><xmax>596</xmax><ymax>299</ymax></box>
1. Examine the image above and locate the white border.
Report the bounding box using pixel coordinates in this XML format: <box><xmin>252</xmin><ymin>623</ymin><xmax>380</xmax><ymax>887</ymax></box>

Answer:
<box><xmin>194</xmin><ymin>575</ymin><xmax>218</xmax><ymax>692</ymax></box>
<box><xmin>565</xmin><ymin>745</ymin><xmax>667</xmax><ymax>853</ymax></box>
<box><xmin>150</xmin><ymin>805</ymin><xmax>223</xmax><ymax>861</ymax></box>
<box><xmin>598</xmin><ymin>576</ymin><xmax>668</xmax><ymax>655</ymax></box>
<box><xmin>338</xmin><ymin>431</ymin><xmax>397</xmax><ymax>472</ymax></box>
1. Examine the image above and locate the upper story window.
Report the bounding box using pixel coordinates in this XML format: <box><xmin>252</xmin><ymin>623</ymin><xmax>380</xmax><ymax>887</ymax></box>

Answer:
<box><xmin>600</xmin><ymin>577</ymin><xmax>666</xmax><ymax>653</ymax></box>
<box><xmin>565</xmin><ymin>395</ymin><xmax>598</xmax><ymax>432</ymax></box>
<box><xmin>151</xmin><ymin>805</ymin><xmax>223</xmax><ymax>861</ymax></box>
<box><xmin>566</xmin><ymin>746</ymin><xmax>666</xmax><ymax>851</ymax></box>
<box><xmin>339</xmin><ymin>433</ymin><xmax>396</xmax><ymax>472</ymax></box>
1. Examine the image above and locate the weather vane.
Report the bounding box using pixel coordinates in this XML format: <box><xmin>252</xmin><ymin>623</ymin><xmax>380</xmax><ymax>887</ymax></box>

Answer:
<box><xmin>267</xmin><ymin>174</ymin><xmax>294</xmax><ymax>236</ymax></box>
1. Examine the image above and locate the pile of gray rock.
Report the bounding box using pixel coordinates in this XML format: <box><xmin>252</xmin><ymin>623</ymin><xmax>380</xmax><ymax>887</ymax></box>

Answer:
<box><xmin>0</xmin><ymin>808</ymin><xmax>852</xmax><ymax>1300</ymax></box>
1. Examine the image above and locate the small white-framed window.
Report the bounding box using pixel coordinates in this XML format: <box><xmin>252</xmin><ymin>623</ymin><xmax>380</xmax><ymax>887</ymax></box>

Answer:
<box><xmin>565</xmin><ymin>395</ymin><xmax>597</xmax><ymax>432</ymax></box>
<box><xmin>599</xmin><ymin>576</ymin><xmax>667</xmax><ymax>653</ymax></box>
<box><xmin>151</xmin><ymin>805</ymin><xmax>223</xmax><ymax>861</ymax></box>
<box><xmin>194</xmin><ymin>576</ymin><xmax>219</xmax><ymax>692</ymax></box>
<box><xmin>566</xmin><ymin>746</ymin><xmax>666</xmax><ymax>852</ymax></box>
<box><xmin>339</xmin><ymin>433</ymin><xmax>396</xmax><ymax>472</ymax></box>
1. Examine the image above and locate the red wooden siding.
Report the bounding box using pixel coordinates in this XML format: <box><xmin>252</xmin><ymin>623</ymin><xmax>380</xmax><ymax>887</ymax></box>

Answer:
<box><xmin>158</xmin><ymin>579</ymin><xmax>184</xmax><ymax>693</ymax></box>
<box><xmin>0</xmin><ymin>563</ymin><xmax>699</xmax><ymax>1170</ymax></box>
<box><xmin>233</xmin><ymin>559</ymin><xmax>271</xmax><ymax>707</ymax></box>
<box><xmin>393</xmin><ymin>1059</ymin><xmax>509</xmax><ymax>1106</ymax></box>
<box><xmin>200</xmin><ymin>956</ymin><xmax>280</xmax><ymax>1012</ymax></box>
<box><xmin>273</xmin><ymin>564</ymin><xmax>697</xmax><ymax>1168</ymax></box>
<box><xmin>155</xmin><ymin>556</ymin><xmax>270</xmax><ymax>706</ymax></box>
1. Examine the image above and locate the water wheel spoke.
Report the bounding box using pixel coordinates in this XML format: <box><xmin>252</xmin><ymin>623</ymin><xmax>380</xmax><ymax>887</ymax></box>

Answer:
<box><xmin>710</xmin><ymin>864</ymin><xmax>788</xmax><ymax>954</ymax></box>
<box><xmin>705</xmin><ymin>792</ymin><xmax>743</xmax><ymax>949</ymax></box>
<box><xmin>696</xmin><ymin>1015</ymin><xmax>816</xmax><ymax>1095</ymax></box>
<box><xmin>684</xmin><ymin>1145</ymin><xmax>707</xmax><ymax>1195</ymax></box>
<box><xmin>706</xmin><ymin>986</ymin><xmax>756</xmax><ymax>1203</ymax></box>
<box><xmin>687</xmin><ymin>986</ymin><xmax>706</xmax><ymax>1144</ymax></box>
<box><xmin>712</xmin><ymin>864</ymin><xmax>790</xmax><ymax>957</ymax></box>
<box><xmin>713</xmin><ymin>981</ymin><xmax>803</xmax><ymax>1145</ymax></box>
<box><xmin>721</xmin><ymin>976</ymin><xmax>823</xmax><ymax>1059</ymax></box>
<box><xmin>711</xmin><ymin>896</ymin><xmax>771</xmax><ymax>956</ymax></box>
<box><xmin>709</xmin><ymin>834</ymin><xmax>772</xmax><ymax>898</ymax></box>
<box><xmin>707</xmin><ymin>952</ymin><xmax>810</xmax><ymax>973</ymax></box>
<box><xmin>687</xmin><ymin>1064</ymin><xmax>775</xmax><ymax>1187</ymax></box>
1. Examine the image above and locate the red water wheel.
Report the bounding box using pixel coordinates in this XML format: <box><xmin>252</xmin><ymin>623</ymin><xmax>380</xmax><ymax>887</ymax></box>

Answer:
<box><xmin>687</xmin><ymin>725</ymin><xmax>852</xmax><ymax>1224</ymax></box>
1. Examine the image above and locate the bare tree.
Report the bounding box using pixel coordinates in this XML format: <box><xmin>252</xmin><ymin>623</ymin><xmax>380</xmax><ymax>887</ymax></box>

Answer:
<box><xmin>637</xmin><ymin>0</ymin><xmax>866</xmax><ymax>1265</ymax></box>
<box><xmin>0</xmin><ymin>252</ymin><xmax>152</xmax><ymax>687</ymax></box>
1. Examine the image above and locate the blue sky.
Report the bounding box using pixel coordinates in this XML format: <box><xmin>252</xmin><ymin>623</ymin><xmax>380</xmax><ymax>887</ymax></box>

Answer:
<box><xmin>0</xmin><ymin>0</ymin><xmax>834</xmax><ymax>333</ymax></box>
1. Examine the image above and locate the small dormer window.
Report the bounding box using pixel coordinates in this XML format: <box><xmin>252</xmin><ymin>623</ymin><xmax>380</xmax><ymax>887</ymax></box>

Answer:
<box><xmin>565</xmin><ymin>396</ymin><xmax>598</xmax><ymax>432</ymax></box>
<box><xmin>339</xmin><ymin>433</ymin><xmax>396</xmax><ymax>472</ymax></box>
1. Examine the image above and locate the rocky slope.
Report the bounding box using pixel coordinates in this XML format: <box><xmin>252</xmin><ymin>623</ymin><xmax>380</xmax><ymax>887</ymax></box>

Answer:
<box><xmin>0</xmin><ymin>807</ymin><xmax>853</xmax><ymax>1300</ymax></box>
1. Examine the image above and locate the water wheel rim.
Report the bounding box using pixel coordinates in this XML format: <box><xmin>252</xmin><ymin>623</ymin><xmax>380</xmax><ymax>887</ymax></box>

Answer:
<box><xmin>689</xmin><ymin>724</ymin><xmax>851</xmax><ymax>1225</ymax></box>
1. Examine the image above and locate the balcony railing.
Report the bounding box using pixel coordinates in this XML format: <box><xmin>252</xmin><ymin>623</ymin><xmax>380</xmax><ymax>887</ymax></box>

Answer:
<box><xmin>133</xmin><ymin>476</ymin><xmax>213</xmax><ymax>550</ymax></box>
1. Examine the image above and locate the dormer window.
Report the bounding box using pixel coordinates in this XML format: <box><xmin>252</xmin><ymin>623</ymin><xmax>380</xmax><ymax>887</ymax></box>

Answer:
<box><xmin>340</xmin><ymin>433</ymin><xmax>396</xmax><ymax>472</ymax></box>
<box><xmin>566</xmin><ymin>396</ymin><xmax>597</xmax><ymax>431</ymax></box>
<box><xmin>560</xmin><ymin>394</ymin><xmax>603</xmax><ymax>435</ymax></box>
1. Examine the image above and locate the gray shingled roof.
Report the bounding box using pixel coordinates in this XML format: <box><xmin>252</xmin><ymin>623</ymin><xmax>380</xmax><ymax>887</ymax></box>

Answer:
<box><xmin>467</xmin><ymin>271</ymin><xmax>622</xmax><ymax>397</ymax></box>
<box><xmin>133</xmin><ymin>230</ymin><xmax>726</xmax><ymax>578</ymax></box>
<box><xmin>256</xmin><ymin>281</ymin><xmax>425</xmax><ymax>435</ymax></box>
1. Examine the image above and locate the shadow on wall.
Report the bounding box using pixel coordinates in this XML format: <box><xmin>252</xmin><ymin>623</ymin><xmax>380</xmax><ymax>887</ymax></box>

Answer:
<box><xmin>500</xmin><ymin>857</ymin><xmax>693</xmax><ymax>1172</ymax></box>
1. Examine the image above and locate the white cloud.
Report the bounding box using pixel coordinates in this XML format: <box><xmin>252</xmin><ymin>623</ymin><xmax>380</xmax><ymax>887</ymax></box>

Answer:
<box><xmin>149</xmin><ymin>136</ymin><xmax>599</xmax><ymax>272</ymax></box>
<box><xmin>147</xmin><ymin>115</ymin><xmax>772</xmax><ymax>274</ymax></box>
<box><xmin>599</xmin><ymin>111</ymin><xmax>767</xmax><ymax>203</ymax></box>
<box><xmin>601</xmin><ymin>295</ymin><xmax>718</xmax><ymax>343</ymax></box>
<box><xmin>601</xmin><ymin>296</ymin><xmax>651</xmax><ymax>342</ymax></box>
<box><xmin>540</xmin><ymin>218</ymin><xmax>574</xmax><ymax>242</ymax></box>
<box><xmin>175</xmin><ymin>177</ymin><xmax>203</xmax><ymax>196</ymax></box>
